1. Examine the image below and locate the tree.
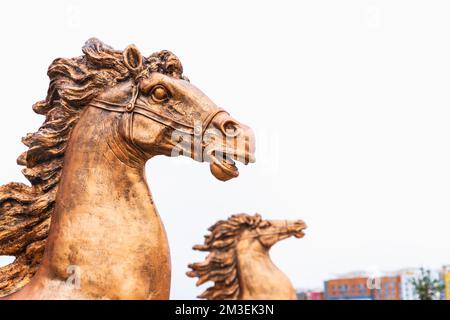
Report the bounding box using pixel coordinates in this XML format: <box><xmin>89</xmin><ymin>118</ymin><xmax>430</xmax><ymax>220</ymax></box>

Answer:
<box><xmin>411</xmin><ymin>268</ymin><xmax>445</xmax><ymax>300</ymax></box>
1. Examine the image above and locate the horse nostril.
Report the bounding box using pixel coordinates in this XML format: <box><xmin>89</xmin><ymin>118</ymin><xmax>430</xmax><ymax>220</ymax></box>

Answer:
<box><xmin>296</xmin><ymin>221</ymin><xmax>307</xmax><ymax>229</ymax></box>
<box><xmin>221</xmin><ymin>120</ymin><xmax>240</xmax><ymax>137</ymax></box>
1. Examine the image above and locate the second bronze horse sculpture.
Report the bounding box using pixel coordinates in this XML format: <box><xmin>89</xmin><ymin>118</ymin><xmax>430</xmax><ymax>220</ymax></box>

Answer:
<box><xmin>0</xmin><ymin>39</ymin><xmax>255</xmax><ymax>299</ymax></box>
<box><xmin>187</xmin><ymin>214</ymin><xmax>307</xmax><ymax>300</ymax></box>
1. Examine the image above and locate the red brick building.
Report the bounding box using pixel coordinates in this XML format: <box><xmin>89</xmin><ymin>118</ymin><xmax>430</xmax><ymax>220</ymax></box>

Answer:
<box><xmin>325</xmin><ymin>277</ymin><xmax>372</xmax><ymax>300</ymax></box>
<box><xmin>297</xmin><ymin>290</ymin><xmax>324</xmax><ymax>300</ymax></box>
<box><xmin>307</xmin><ymin>291</ymin><xmax>324</xmax><ymax>300</ymax></box>
<box><xmin>372</xmin><ymin>276</ymin><xmax>401</xmax><ymax>300</ymax></box>
<box><xmin>324</xmin><ymin>275</ymin><xmax>401</xmax><ymax>300</ymax></box>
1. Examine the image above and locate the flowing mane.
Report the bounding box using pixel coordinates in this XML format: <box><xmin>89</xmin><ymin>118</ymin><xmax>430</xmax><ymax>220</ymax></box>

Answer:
<box><xmin>0</xmin><ymin>38</ymin><xmax>183</xmax><ymax>296</ymax></box>
<box><xmin>187</xmin><ymin>213</ymin><xmax>263</xmax><ymax>300</ymax></box>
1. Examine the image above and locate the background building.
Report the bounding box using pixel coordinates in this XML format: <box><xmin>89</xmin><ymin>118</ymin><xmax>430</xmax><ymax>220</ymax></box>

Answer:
<box><xmin>324</xmin><ymin>277</ymin><xmax>372</xmax><ymax>300</ymax></box>
<box><xmin>311</xmin><ymin>265</ymin><xmax>449</xmax><ymax>300</ymax></box>
<box><xmin>297</xmin><ymin>290</ymin><xmax>324</xmax><ymax>300</ymax></box>
<box><xmin>372</xmin><ymin>276</ymin><xmax>401</xmax><ymax>300</ymax></box>
<box><xmin>398</xmin><ymin>269</ymin><xmax>420</xmax><ymax>300</ymax></box>
<box><xmin>306</xmin><ymin>291</ymin><xmax>324</xmax><ymax>300</ymax></box>
<box><xmin>443</xmin><ymin>266</ymin><xmax>450</xmax><ymax>300</ymax></box>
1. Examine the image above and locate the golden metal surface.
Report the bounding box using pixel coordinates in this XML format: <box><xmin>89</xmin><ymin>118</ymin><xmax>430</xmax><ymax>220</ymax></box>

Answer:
<box><xmin>0</xmin><ymin>38</ymin><xmax>255</xmax><ymax>299</ymax></box>
<box><xmin>187</xmin><ymin>214</ymin><xmax>307</xmax><ymax>300</ymax></box>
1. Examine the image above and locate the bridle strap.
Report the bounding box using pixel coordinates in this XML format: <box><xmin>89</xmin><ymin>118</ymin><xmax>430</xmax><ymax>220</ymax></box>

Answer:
<box><xmin>199</xmin><ymin>109</ymin><xmax>228</xmax><ymax>138</ymax></box>
<box><xmin>89</xmin><ymin>80</ymin><xmax>230</xmax><ymax>160</ymax></box>
<box><xmin>91</xmin><ymin>96</ymin><xmax>228</xmax><ymax>137</ymax></box>
<box><xmin>240</xmin><ymin>221</ymin><xmax>292</xmax><ymax>241</ymax></box>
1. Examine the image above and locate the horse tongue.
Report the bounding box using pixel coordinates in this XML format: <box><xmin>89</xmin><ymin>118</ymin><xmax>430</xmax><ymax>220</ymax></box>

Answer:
<box><xmin>210</xmin><ymin>162</ymin><xmax>234</xmax><ymax>181</ymax></box>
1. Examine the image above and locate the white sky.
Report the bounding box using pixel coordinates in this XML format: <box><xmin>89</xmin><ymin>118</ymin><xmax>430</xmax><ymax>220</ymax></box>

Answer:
<box><xmin>0</xmin><ymin>1</ymin><xmax>449</xmax><ymax>299</ymax></box>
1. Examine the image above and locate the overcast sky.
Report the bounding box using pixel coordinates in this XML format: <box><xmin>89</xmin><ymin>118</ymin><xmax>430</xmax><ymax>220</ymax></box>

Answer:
<box><xmin>0</xmin><ymin>0</ymin><xmax>449</xmax><ymax>299</ymax></box>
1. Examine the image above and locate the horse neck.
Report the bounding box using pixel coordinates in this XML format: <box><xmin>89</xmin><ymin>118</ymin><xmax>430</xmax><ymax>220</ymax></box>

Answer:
<box><xmin>235</xmin><ymin>241</ymin><xmax>297</xmax><ymax>300</ymax></box>
<box><xmin>29</xmin><ymin>107</ymin><xmax>171</xmax><ymax>299</ymax></box>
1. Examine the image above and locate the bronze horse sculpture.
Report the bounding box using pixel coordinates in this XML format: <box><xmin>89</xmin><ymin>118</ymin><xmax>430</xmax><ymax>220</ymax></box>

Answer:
<box><xmin>0</xmin><ymin>38</ymin><xmax>255</xmax><ymax>299</ymax></box>
<box><xmin>187</xmin><ymin>214</ymin><xmax>307</xmax><ymax>300</ymax></box>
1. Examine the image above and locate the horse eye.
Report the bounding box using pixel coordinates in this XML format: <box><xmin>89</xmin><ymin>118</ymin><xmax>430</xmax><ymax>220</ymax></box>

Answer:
<box><xmin>151</xmin><ymin>85</ymin><xmax>169</xmax><ymax>102</ymax></box>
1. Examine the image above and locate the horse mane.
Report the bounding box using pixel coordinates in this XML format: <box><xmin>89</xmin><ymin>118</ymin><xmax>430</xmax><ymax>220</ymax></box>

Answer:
<box><xmin>187</xmin><ymin>213</ymin><xmax>263</xmax><ymax>300</ymax></box>
<box><xmin>0</xmin><ymin>38</ymin><xmax>184</xmax><ymax>296</ymax></box>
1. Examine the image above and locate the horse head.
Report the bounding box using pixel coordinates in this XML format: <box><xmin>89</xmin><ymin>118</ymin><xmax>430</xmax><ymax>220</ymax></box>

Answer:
<box><xmin>187</xmin><ymin>213</ymin><xmax>307</xmax><ymax>299</ymax></box>
<box><xmin>237</xmin><ymin>216</ymin><xmax>307</xmax><ymax>251</ymax></box>
<box><xmin>91</xmin><ymin>43</ymin><xmax>255</xmax><ymax>181</ymax></box>
<box><xmin>0</xmin><ymin>38</ymin><xmax>256</xmax><ymax>298</ymax></box>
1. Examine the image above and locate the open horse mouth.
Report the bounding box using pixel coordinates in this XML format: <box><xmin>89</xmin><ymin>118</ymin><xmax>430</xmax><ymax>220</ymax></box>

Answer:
<box><xmin>208</xmin><ymin>149</ymin><xmax>255</xmax><ymax>181</ymax></box>
<box><xmin>290</xmin><ymin>221</ymin><xmax>307</xmax><ymax>239</ymax></box>
<box><xmin>294</xmin><ymin>230</ymin><xmax>306</xmax><ymax>238</ymax></box>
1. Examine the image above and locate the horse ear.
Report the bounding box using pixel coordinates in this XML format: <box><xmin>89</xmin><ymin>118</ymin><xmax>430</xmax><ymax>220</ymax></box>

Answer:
<box><xmin>123</xmin><ymin>44</ymin><xmax>143</xmax><ymax>72</ymax></box>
